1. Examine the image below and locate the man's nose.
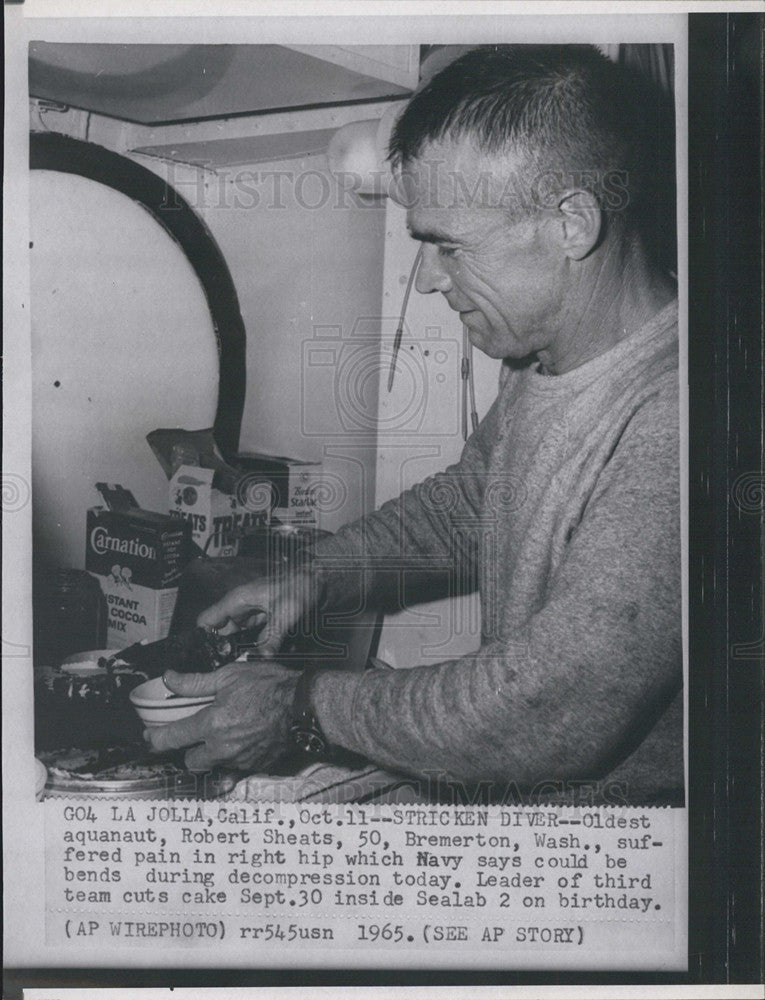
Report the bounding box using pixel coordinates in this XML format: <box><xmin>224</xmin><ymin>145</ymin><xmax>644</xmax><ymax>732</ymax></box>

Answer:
<box><xmin>415</xmin><ymin>244</ymin><xmax>452</xmax><ymax>295</ymax></box>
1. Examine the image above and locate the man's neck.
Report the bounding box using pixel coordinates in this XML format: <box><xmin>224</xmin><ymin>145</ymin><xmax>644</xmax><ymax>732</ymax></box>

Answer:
<box><xmin>537</xmin><ymin>240</ymin><xmax>676</xmax><ymax>376</ymax></box>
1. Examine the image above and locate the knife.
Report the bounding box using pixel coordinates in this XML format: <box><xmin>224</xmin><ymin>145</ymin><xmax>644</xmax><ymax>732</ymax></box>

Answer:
<box><xmin>100</xmin><ymin>610</ymin><xmax>270</xmax><ymax>678</ymax></box>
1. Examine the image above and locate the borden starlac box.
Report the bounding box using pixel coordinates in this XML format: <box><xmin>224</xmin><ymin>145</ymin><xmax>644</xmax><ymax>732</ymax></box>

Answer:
<box><xmin>236</xmin><ymin>452</ymin><xmax>323</xmax><ymax>527</ymax></box>
<box><xmin>86</xmin><ymin>484</ymin><xmax>189</xmax><ymax>647</ymax></box>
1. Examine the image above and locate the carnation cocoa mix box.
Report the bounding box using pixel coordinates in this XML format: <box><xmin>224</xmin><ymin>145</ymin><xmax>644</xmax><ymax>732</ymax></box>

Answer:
<box><xmin>86</xmin><ymin>484</ymin><xmax>189</xmax><ymax>647</ymax></box>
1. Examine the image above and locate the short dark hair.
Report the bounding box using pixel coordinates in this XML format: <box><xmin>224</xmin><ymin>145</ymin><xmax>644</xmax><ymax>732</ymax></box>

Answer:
<box><xmin>389</xmin><ymin>45</ymin><xmax>672</xmax><ymax>243</ymax></box>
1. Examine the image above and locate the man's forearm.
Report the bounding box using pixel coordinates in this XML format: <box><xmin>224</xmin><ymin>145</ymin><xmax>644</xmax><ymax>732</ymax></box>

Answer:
<box><xmin>312</xmin><ymin>622</ymin><xmax>680</xmax><ymax>790</ymax></box>
<box><xmin>309</xmin><ymin>483</ymin><xmax>483</xmax><ymax>616</ymax></box>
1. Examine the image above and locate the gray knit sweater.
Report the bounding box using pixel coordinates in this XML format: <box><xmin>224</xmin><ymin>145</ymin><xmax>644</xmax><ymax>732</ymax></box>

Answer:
<box><xmin>312</xmin><ymin>300</ymin><xmax>683</xmax><ymax>805</ymax></box>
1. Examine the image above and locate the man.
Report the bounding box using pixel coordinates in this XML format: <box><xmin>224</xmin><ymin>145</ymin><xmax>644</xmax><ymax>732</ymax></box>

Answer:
<box><xmin>147</xmin><ymin>45</ymin><xmax>682</xmax><ymax>805</ymax></box>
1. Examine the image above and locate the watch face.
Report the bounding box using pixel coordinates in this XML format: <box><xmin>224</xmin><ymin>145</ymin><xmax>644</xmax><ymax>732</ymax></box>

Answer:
<box><xmin>291</xmin><ymin>725</ymin><xmax>326</xmax><ymax>755</ymax></box>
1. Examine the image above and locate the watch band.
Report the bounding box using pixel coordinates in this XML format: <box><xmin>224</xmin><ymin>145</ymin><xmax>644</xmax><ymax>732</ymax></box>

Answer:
<box><xmin>289</xmin><ymin>667</ymin><xmax>331</xmax><ymax>756</ymax></box>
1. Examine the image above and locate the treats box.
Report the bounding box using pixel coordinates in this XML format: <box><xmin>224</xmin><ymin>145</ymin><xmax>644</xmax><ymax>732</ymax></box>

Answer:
<box><xmin>169</xmin><ymin>465</ymin><xmax>270</xmax><ymax>558</ymax></box>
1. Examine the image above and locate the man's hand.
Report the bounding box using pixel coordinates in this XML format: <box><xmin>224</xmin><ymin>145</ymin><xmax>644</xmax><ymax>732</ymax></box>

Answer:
<box><xmin>144</xmin><ymin>662</ymin><xmax>300</xmax><ymax>773</ymax></box>
<box><xmin>197</xmin><ymin>569</ymin><xmax>319</xmax><ymax>658</ymax></box>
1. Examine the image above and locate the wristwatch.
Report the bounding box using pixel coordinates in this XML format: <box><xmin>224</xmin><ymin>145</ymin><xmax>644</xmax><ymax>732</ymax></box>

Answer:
<box><xmin>289</xmin><ymin>667</ymin><xmax>331</xmax><ymax>756</ymax></box>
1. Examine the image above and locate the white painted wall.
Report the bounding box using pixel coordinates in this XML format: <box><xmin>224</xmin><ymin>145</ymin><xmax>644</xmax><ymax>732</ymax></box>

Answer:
<box><xmin>30</xmin><ymin>169</ymin><xmax>219</xmax><ymax>569</ymax></box>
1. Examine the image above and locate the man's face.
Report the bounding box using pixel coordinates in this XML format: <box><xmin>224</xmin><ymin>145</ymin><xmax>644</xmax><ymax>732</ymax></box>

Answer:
<box><xmin>403</xmin><ymin>138</ymin><xmax>567</xmax><ymax>361</ymax></box>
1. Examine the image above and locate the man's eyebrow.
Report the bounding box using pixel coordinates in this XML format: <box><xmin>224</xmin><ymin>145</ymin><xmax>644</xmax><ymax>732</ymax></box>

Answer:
<box><xmin>407</xmin><ymin>226</ymin><xmax>460</xmax><ymax>244</ymax></box>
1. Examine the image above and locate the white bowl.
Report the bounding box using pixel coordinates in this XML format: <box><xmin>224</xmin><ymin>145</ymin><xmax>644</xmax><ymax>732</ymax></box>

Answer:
<box><xmin>129</xmin><ymin>676</ymin><xmax>214</xmax><ymax>728</ymax></box>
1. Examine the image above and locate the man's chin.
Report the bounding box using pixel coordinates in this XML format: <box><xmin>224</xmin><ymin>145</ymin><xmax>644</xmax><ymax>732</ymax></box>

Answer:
<box><xmin>459</xmin><ymin>314</ymin><xmax>508</xmax><ymax>358</ymax></box>
<box><xmin>463</xmin><ymin>322</ymin><xmax>495</xmax><ymax>355</ymax></box>
<box><xmin>469</xmin><ymin>340</ymin><xmax>498</xmax><ymax>361</ymax></box>
<box><xmin>460</xmin><ymin>312</ymin><xmax>485</xmax><ymax>339</ymax></box>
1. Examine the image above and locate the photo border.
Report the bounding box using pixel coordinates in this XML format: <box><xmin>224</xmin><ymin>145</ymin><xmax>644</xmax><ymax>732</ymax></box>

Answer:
<box><xmin>3</xmin><ymin>7</ymin><xmax>763</xmax><ymax>995</ymax></box>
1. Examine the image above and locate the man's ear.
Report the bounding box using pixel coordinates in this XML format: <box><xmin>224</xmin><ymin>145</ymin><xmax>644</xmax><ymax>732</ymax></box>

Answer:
<box><xmin>552</xmin><ymin>189</ymin><xmax>602</xmax><ymax>260</ymax></box>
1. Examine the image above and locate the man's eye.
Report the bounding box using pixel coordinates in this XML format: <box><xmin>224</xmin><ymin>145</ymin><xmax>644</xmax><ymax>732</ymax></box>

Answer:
<box><xmin>437</xmin><ymin>245</ymin><xmax>459</xmax><ymax>258</ymax></box>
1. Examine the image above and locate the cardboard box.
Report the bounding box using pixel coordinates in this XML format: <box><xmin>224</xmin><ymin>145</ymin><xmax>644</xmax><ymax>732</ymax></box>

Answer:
<box><xmin>86</xmin><ymin>500</ymin><xmax>189</xmax><ymax>647</ymax></box>
<box><xmin>169</xmin><ymin>465</ymin><xmax>270</xmax><ymax>558</ymax></box>
<box><xmin>236</xmin><ymin>453</ymin><xmax>323</xmax><ymax>527</ymax></box>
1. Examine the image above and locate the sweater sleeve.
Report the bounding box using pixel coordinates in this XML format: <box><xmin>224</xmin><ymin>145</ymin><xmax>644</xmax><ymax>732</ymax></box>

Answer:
<box><xmin>313</xmin><ymin>384</ymin><xmax>682</xmax><ymax>787</ymax></box>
